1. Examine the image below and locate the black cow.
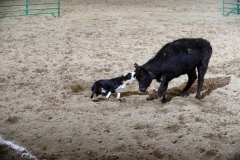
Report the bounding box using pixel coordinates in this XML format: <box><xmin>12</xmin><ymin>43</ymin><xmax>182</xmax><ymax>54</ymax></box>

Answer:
<box><xmin>134</xmin><ymin>38</ymin><xmax>212</xmax><ymax>103</ymax></box>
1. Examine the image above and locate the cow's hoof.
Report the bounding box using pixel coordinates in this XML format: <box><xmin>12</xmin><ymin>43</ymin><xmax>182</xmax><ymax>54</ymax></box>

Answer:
<box><xmin>195</xmin><ymin>96</ymin><xmax>200</xmax><ymax>100</ymax></box>
<box><xmin>195</xmin><ymin>94</ymin><xmax>201</xmax><ymax>99</ymax></box>
<box><xmin>158</xmin><ymin>96</ymin><xmax>167</xmax><ymax>103</ymax></box>
<box><xmin>179</xmin><ymin>93</ymin><xmax>186</xmax><ymax>97</ymax></box>
<box><xmin>161</xmin><ymin>99</ymin><xmax>166</xmax><ymax>103</ymax></box>
<box><xmin>158</xmin><ymin>96</ymin><xmax>163</xmax><ymax>101</ymax></box>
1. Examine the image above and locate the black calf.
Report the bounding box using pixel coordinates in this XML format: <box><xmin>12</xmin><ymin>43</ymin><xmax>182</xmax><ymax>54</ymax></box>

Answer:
<box><xmin>134</xmin><ymin>38</ymin><xmax>212</xmax><ymax>103</ymax></box>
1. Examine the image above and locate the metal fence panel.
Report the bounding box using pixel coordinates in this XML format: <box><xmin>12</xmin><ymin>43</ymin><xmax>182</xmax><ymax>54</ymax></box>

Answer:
<box><xmin>222</xmin><ymin>0</ymin><xmax>240</xmax><ymax>16</ymax></box>
<box><xmin>0</xmin><ymin>0</ymin><xmax>61</xmax><ymax>18</ymax></box>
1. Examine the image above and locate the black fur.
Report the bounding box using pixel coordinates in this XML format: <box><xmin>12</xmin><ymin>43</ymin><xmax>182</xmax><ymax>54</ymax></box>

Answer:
<box><xmin>90</xmin><ymin>72</ymin><xmax>135</xmax><ymax>99</ymax></box>
<box><xmin>134</xmin><ymin>38</ymin><xmax>212</xmax><ymax>103</ymax></box>
<box><xmin>90</xmin><ymin>75</ymin><xmax>124</xmax><ymax>99</ymax></box>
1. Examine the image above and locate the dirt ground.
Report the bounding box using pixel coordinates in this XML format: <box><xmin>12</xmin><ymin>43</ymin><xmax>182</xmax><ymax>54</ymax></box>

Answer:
<box><xmin>0</xmin><ymin>0</ymin><xmax>240</xmax><ymax>160</ymax></box>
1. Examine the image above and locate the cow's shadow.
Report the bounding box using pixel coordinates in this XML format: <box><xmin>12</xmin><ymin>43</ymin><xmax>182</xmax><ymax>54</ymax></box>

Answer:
<box><xmin>122</xmin><ymin>77</ymin><xmax>231</xmax><ymax>102</ymax></box>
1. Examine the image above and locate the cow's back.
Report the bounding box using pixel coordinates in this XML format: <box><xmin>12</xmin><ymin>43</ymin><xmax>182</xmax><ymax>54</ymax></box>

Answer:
<box><xmin>156</xmin><ymin>38</ymin><xmax>211</xmax><ymax>58</ymax></box>
<box><xmin>144</xmin><ymin>38</ymin><xmax>212</xmax><ymax>76</ymax></box>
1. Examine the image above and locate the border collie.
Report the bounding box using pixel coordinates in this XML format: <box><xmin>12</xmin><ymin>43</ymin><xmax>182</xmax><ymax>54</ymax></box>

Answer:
<box><xmin>90</xmin><ymin>71</ymin><xmax>135</xmax><ymax>99</ymax></box>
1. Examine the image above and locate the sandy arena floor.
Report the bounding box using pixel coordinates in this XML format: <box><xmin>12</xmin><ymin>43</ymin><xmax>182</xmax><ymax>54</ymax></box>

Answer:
<box><xmin>0</xmin><ymin>0</ymin><xmax>240</xmax><ymax>159</ymax></box>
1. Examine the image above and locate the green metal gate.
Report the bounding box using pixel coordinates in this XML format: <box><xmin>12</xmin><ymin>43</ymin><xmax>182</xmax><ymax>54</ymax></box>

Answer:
<box><xmin>222</xmin><ymin>0</ymin><xmax>240</xmax><ymax>16</ymax></box>
<box><xmin>0</xmin><ymin>0</ymin><xmax>61</xmax><ymax>18</ymax></box>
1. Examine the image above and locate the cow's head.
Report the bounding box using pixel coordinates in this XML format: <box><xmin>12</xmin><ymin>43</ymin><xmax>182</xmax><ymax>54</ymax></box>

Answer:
<box><xmin>134</xmin><ymin>63</ymin><xmax>155</xmax><ymax>92</ymax></box>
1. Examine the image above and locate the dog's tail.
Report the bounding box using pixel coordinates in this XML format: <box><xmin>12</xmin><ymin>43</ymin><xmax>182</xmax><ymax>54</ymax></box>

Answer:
<box><xmin>91</xmin><ymin>82</ymin><xmax>101</xmax><ymax>99</ymax></box>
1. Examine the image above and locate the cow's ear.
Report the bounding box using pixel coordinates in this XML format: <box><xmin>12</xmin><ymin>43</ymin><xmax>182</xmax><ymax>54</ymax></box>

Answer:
<box><xmin>148</xmin><ymin>71</ymin><xmax>156</xmax><ymax>79</ymax></box>
<box><xmin>134</xmin><ymin>63</ymin><xmax>139</xmax><ymax>68</ymax></box>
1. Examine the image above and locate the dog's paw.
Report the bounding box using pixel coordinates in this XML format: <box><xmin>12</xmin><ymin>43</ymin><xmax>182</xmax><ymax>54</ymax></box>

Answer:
<box><xmin>92</xmin><ymin>97</ymin><xmax>100</xmax><ymax>102</ymax></box>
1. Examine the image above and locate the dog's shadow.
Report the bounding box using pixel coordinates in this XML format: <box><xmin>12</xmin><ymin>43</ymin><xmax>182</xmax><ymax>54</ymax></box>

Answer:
<box><xmin>122</xmin><ymin>77</ymin><xmax>231</xmax><ymax>102</ymax></box>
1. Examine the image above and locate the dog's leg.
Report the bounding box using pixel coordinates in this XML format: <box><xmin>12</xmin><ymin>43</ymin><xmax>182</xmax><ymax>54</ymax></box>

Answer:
<box><xmin>106</xmin><ymin>92</ymin><xmax>111</xmax><ymax>99</ymax></box>
<box><xmin>117</xmin><ymin>93</ymin><xmax>121</xmax><ymax>99</ymax></box>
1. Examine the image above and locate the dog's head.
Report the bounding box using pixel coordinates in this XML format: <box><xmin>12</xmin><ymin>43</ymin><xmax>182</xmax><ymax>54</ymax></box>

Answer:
<box><xmin>124</xmin><ymin>71</ymin><xmax>136</xmax><ymax>84</ymax></box>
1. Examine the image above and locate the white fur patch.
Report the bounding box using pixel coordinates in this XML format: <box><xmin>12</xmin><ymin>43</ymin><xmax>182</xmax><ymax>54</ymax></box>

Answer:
<box><xmin>115</xmin><ymin>83</ymin><xmax>126</xmax><ymax>93</ymax></box>
<box><xmin>125</xmin><ymin>71</ymin><xmax>136</xmax><ymax>84</ymax></box>
<box><xmin>101</xmin><ymin>88</ymin><xmax>107</xmax><ymax>93</ymax></box>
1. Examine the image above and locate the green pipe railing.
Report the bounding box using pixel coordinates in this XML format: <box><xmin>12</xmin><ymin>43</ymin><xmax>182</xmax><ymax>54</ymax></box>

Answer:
<box><xmin>0</xmin><ymin>0</ymin><xmax>61</xmax><ymax>18</ymax></box>
<box><xmin>222</xmin><ymin>0</ymin><xmax>240</xmax><ymax>16</ymax></box>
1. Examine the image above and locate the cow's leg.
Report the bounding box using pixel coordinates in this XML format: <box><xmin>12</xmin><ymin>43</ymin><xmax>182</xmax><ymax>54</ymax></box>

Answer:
<box><xmin>196</xmin><ymin>59</ymin><xmax>210</xmax><ymax>99</ymax></box>
<box><xmin>180</xmin><ymin>70</ymin><xmax>197</xmax><ymax>97</ymax></box>
<box><xmin>158</xmin><ymin>80</ymin><xmax>169</xmax><ymax>103</ymax></box>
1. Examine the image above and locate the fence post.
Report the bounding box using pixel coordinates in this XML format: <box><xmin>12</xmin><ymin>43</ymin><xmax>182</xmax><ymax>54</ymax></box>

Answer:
<box><xmin>237</xmin><ymin>0</ymin><xmax>240</xmax><ymax>14</ymax></box>
<box><xmin>58</xmin><ymin>0</ymin><xmax>61</xmax><ymax>17</ymax></box>
<box><xmin>26</xmin><ymin>0</ymin><xmax>28</xmax><ymax>15</ymax></box>
<box><xmin>222</xmin><ymin>0</ymin><xmax>224</xmax><ymax>16</ymax></box>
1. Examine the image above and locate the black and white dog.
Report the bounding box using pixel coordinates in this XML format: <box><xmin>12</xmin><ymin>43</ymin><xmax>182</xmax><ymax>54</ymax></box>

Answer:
<box><xmin>90</xmin><ymin>71</ymin><xmax>135</xmax><ymax>99</ymax></box>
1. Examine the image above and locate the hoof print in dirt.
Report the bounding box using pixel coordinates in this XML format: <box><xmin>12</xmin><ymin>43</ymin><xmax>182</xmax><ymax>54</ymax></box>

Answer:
<box><xmin>92</xmin><ymin>98</ymin><xmax>100</xmax><ymax>102</ymax></box>
<box><xmin>92</xmin><ymin>97</ymin><xmax>108</xmax><ymax>102</ymax></box>
<box><xmin>118</xmin><ymin>98</ymin><xmax>126</xmax><ymax>102</ymax></box>
<box><xmin>70</xmin><ymin>83</ymin><xmax>83</xmax><ymax>92</ymax></box>
<box><xmin>146</xmin><ymin>90</ymin><xmax>158</xmax><ymax>101</ymax></box>
<box><xmin>146</xmin><ymin>96</ymin><xmax>155</xmax><ymax>101</ymax></box>
<box><xmin>92</xmin><ymin>97</ymin><xmax>101</xmax><ymax>102</ymax></box>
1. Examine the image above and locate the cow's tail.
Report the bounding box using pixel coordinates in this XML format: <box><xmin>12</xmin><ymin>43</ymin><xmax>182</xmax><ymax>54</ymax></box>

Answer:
<box><xmin>202</xmin><ymin>39</ymin><xmax>213</xmax><ymax>58</ymax></box>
